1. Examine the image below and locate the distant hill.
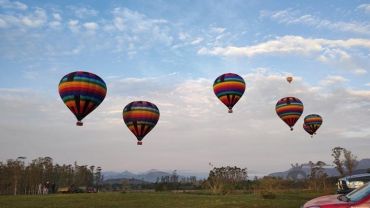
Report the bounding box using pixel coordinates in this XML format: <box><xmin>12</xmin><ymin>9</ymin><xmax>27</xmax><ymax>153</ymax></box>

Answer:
<box><xmin>356</xmin><ymin>159</ymin><xmax>370</xmax><ymax>170</ymax></box>
<box><xmin>103</xmin><ymin>171</ymin><xmax>137</xmax><ymax>180</ymax></box>
<box><xmin>139</xmin><ymin>170</ymin><xmax>171</xmax><ymax>182</ymax></box>
<box><xmin>269</xmin><ymin>159</ymin><xmax>370</xmax><ymax>179</ymax></box>
<box><xmin>103</xmin><ymin>170</ymin><xmax>173</xmax><ymax>183</ymax></box>
<box><xmin>104</xmin><ymin>177</ymin><xmax>149</xmax><ymax>185</ymax></box>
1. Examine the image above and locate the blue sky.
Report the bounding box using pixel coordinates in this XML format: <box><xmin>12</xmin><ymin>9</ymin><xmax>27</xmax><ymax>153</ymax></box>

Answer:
<box><xmin>1</xmin><ymin>0</ymin><xmax>370</xmax><ymax>175</ymax></box>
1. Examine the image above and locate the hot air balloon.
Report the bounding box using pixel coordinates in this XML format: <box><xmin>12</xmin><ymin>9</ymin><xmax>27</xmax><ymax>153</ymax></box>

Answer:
<box><xmin>213</xmin><ymin>73</ymin><xmax>246</xmax><ymax>113</ymax></box>
<box><xmin>303</xmin><ymin>114</ymin><xmax>323</xmax><ymax>137</ymax></box>
<box><xmin>286</xmin><ymin>76</ymin><xmax>293</xmax><ymax>83</ymax></box>
<box><xmin>275</xmin><ymin>97</ymin><xmax>304</xmax><ymax>131</ymax></box>
<box><xmin>58</xmin><ymin>71</ymin><xmax>107</xmax><ymax>126</ymax></box>
<box><xmin>303</xmin><ymin>123</ymin><xmax>315</xmax><ymax>136</ymax></box>
<box><xmin>123</xmin><ymin>101</ymin><xmax>160</xmax><ymax>145</ymax></box>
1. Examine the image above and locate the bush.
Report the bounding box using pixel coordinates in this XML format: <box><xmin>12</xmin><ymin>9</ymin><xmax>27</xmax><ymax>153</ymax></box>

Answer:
<box><xmin>260</xmin><ymin>191</ymin><xmax>276</xmax><ymax>199</ymax></box>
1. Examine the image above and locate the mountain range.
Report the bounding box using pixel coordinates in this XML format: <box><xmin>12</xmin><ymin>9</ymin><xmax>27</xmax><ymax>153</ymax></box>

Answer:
<box><xmin>103</xmin><ymin>159</ymin><xmax>370</xmax><ymax>183</ymax></box>
<box><xmin>103</xmin><ymin>169</ymin><xmax>198</xmax><ymax>183</ymax></box>
<box><xmin>269</xmin><ymin>159</ymin><xmax>370</xmax><ymax>179</ymax></box>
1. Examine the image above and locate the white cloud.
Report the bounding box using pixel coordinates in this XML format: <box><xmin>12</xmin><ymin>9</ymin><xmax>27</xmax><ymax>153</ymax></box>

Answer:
<box><xmin>354</xmin><ymin>68</ymin><xmax>367</xmax><ymax>75</ymax></box>
<box><xmin>198</xmin><ymin>36</ymin><xmax>370</xmax><ymax>74</ymax></box>
<box><xmin>52</xmin><ymin>13</ymin><xmax>62</xmax><ymax>21</ymax></box>
<box><xmin>109</xmin><ymin>7</ymin><xmax>173</xmax><ymax>53</ymax></box>
<box><xmin>178</xmin><ymin>32</ymin><xmax>190</xmax><ymax>41</ymax></box>
<box><xmin>0</xmin><ymin>0</ymin><xmax>27</xmax><ymax>10</ymax></box>
<box><xmin>261</xmin><ymin>9</ymin><xmax>370</xmax><ymax>35</ymax></box>
<box><xmin>210</xmin><ymin>27</ymin><xmax>225</xmax><ymax>33</ymax></box>
<box><xmin>112</xmin><ymin>7</ymin><xmax>168</xmax><ymax>33</ymax></box>
<box><xmin>70</xmin><ymin>7</ymin><xmax>98</xmax><ymax>18</ymax></box>
<box><xmin>20</xmin><ymin>8</ymin><xmax>47</xmax><ymax>28</ymax></box>
<box><xmin>191</xmin><ymin>37</ymin><xmax>204</xmax><ymax>45</ymax></box>
<box><xmin>198</xmin><ymin>36</ymin><xmax>321</xmax><ymax>56</ymax></box>
<box><xmin>358</xmin><ymin>4</ymin><xmax>370</xmax><ymax>14</ymax></box>
<box><xmin>0</xmin><ymin>17</ymin><xmax>7</xmax><ymax>28</ymax></box>
<box><xmin>68</xmin><ymin>19</ymin><xmax>79</xmax><ymax>32</ymax></box>
<box><xmin>48</xmin><ymin>14</ymin><xmax>62</xmax><ymax>29</ymax></box>
<box><xmin>0</xmin><ymin>14</ymin><xmax>18</xmax><ymax>28</ymax></box>
<box><xmin>48</xmin><ymin>21</ymin><xmax>61</xmax><ymax>29</ymax></box>
<box><xmin>113</xmin><ymin>17</ymin><xmax>124</xmax><ymax>31</ymax></box>
<box><xmin>319</xmin><ymin>75</ymin><xmax>348</xmax><ymax>86</ymax></box>
<box><xmin>83</xmin><ymin>22</ymin><xmax>98</xmax><ymax>30</ymax></box>
<box><xmin>0</xmin><ymin>8</ymin><xmax>47</xmax><ymax>28</ymax></box>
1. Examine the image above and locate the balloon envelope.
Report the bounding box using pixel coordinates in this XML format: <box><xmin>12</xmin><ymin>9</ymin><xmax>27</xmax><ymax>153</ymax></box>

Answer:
<box><xmin>213</xmin><ymin>73</ymin><xmax>246</xmax><ymax>113</ymax></box>
<box><xmin>303</xmin><ymin>123</ymin><xmax>315</xmax><ymax>135</ymax></box>
<box><xmin>286</xmin><ymin>76</ymin><xmax>293</xmax><ymax>83</ymax></box>
<box><xmin>123</xmin><ymin>101</ymin><xmax>160</xmax><ymax>145</ymax></box>
<box><xmin>275</xmin><ymin>97</ymin><xmax>304</xmax><ymax>130</ymax></box>
<box><xmin>303</xmin><ymin>114</ymin><xmax>323</xmax><ymax>136</ymax></box>
<box><xmin>58</xmin><ymin>71</ymin><xmax>107</xmax><ymax>126</ymax></box>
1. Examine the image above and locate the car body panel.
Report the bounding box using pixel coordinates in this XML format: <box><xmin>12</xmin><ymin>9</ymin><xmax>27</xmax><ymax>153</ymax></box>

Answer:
<box><xmin>303</xmin><ymin>195</ymin><xmax>352</xmax><ymax>208</ymax></box>
<box><xmin>303</xmin><ymin>182</ymin><xmax>370</xmax><ymax>208</ymax></box>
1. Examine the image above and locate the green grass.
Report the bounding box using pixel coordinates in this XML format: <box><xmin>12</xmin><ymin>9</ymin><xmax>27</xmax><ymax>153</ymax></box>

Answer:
<box><xmin>0</xmin><ymin>191</ymin><xmax>325</xmax><ymax>208</ymax></box>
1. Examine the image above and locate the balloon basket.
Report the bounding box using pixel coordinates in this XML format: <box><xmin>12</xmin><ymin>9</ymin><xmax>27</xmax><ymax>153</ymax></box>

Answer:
<box><xmin>290</xmin><ymin>127</ymin><xmax>293</xmax><ymax>131</ymax></box>
<box><xmin>76</xmin><ymin>121</ymin><xmax>83</xmax><ymax>126</ymax></box>
<box><xmin>137</xmin><ymin>141</ymin><xmax>143</xmax><ymax>145</ymax></box>
<box><xmin>228</xmin><ymin>109</ymin><xmax>233</xmax><ymax>113</ymax></box>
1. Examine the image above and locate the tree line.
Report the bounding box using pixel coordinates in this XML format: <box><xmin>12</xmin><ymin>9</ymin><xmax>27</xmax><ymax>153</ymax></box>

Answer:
<box><xmin>200</xmin><ymin>146</ymin><xmax>368</xmax><ymax>196</ymax></box>
<box><xmin>0</xmin><ymin>157</ymin><xmax>103</xmax><ymax>195</ymax></box>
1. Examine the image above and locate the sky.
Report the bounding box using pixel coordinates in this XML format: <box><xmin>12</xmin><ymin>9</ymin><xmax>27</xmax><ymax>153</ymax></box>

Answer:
<box><xmin>1</xmin><ymin>0</ymin><xmax>370</xmax><ymax>176</ymax></box>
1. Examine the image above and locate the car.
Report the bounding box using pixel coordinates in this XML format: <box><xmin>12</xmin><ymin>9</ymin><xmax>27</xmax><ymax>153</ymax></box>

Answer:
<box><xmin>337</xmin><ymin>173</ymin><xmax>370</xmax><ymax>194</ymax></box>
<box><xmin>302</xmin><ymin>182</ymin><xmax>370</xmax><ymax>208</ymax></box>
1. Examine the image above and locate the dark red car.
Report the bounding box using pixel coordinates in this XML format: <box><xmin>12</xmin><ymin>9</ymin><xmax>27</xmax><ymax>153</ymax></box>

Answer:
<box><xmin>302</xmin><ymin>182</ymin><xmax>370</xmax><ymax>208</ymax></box>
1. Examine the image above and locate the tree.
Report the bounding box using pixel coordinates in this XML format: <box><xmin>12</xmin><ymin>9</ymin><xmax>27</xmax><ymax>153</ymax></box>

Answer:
<box><xmin>332</xmin><ymin>147</ymin><xmax>345</xmax><ymax>177</ymax></box>
<box><xmin>331</xmin><ymin>147</ymin><xmax>358</xmax><ymax>176</ymax></box>
<box><xmin>343</xmin><ymin>149</ymin><xmax>358</xmax><ymax>175</ymax></box>
<box><xmin>308</xmin><ymin>161</ymin><xmax>328</xmax><ymax>191</ymax></box>
<box><xmin>0</xmin><ymin>157</ymin><xmax>103</xmax><ymax>195</ymax></box>
<box><xmin>287</xmin><ymin>163</ymin><xmax>306</xmax><ymax>181</ymax></box>
<box><xmin>205</xmin><ymin>166</ymin><xmax>247</xmax><ymax>195</ymax></box>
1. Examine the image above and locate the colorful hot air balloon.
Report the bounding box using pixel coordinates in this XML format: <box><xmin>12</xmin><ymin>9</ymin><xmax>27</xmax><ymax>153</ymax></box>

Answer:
<box><xmin>275</xmin><ymin>97</ymin><xmax>304</xmax><ymax>131</ymax></box>
<box><xmin>58</xmin><ymin>71</ymin><xmax>107</xmax><ymax>126</ymax></box>
<box><xmin>303</xmin><ymin>114</ymin><xmax>323</xmax><ymax>137</ymax></box>
<box><xmin>122</xmin><ymin>101</ymin><xmax>160</xmax><ymax>145</ymax></box>
<box><xmin>286</xmin><ymin>76</ymin><xmax>293</xmax><ymax>83</ymax></box>
<box><xmin>213</xmin><ymin>73</ymin><xmax>246</xmax><ymax>113</ymax></box>
<box><xmin>303</xmin><ymin>123</ymin><xmax>315</xmax><ymax>135</ymax></box>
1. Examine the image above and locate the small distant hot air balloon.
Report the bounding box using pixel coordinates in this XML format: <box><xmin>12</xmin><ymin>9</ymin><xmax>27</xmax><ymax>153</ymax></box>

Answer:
<box><xmin>275</xmin><ymin>97</ymin><xmax>304</xmax><ymax>131</ymax></box>
<box><xmin>303</xmin><ymin>114</ymin><xmax>323</xmax><ymax>137</ymax></box>
<box><xmin>123</xmin><ymin>101</ymin><xmax>160</xmax><ymax>145</ymax></box>
<box><xmin>58</xmin><ymin>71</ymin><xmax>107</xmax><ymax>126</ymax></box>
<box><xmin>286</xmin><ymin>76</ymin><xmax>293</xmax><ymax>83</ymax></box>
<box><xmin>213</xmin><ymin>73</ymin><xmax>246</xmax><ymax>113</ymax></box>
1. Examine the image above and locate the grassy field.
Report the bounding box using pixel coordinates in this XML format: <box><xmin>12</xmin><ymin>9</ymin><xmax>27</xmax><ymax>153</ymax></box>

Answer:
<box><xmin>0</xmin><ymin>191</ymin><xmax>326</xmax><ymax>208</ymax></box>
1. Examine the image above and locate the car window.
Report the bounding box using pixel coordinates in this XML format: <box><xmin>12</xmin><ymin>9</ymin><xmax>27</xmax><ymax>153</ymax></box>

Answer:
<box><xmin>349</xmin><ymin>176</ymin><xmax>370</xmax><ymax>182</ymax></box>
<box><xmin>346</xmin><ymin>182</ymin><xmax>370</xmax><ymax>202</ymax></box>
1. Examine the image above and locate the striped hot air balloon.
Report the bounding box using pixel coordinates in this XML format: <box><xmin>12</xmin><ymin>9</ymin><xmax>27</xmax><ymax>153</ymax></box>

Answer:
<box><xmin>303</xmin><ymin>123</ymin><xmax>315</xmax><ymax>136</ymax></box>
<box><xmin>213</xmin><ymin>73</ymin><xmax>246</xmax><ymax>113</ymax></box>
<box><xmin>58</xmin><ymin>71</ymin><xmax>107</xmax><ymax>126</ymax></box>
<box><xmin>275</xmin><ymin>97</ymin><xmax>304</xmax><ymax>131</ymax></box>
<box><xmin>303</xmin><ymin>114</ymin><xmax>323</xmax><ymax>137</ymax></box>
<box><xmin>123</xmin><ymin>101</ymin><xmax>160</xmax><ymax>145</ymax></box>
